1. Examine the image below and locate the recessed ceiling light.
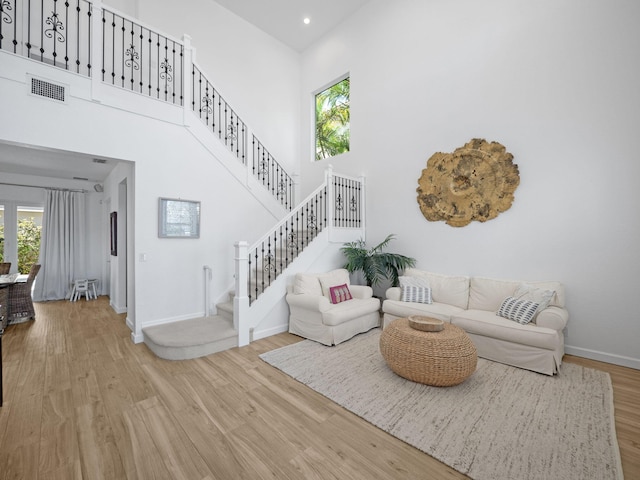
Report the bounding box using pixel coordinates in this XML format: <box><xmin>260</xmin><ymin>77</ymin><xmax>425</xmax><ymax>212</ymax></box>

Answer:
<box><xmin>303</xmin><ymin>17</ymin><xmax>310</xmax><ymax>25</ymax></box>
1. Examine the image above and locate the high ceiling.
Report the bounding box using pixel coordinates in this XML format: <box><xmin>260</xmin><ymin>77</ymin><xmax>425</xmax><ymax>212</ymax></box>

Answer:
<box><xmin>0</xmin><ymin>0</ymin><xmax>370</xmax><ymax>184</ymax></box>
<box><xmin>214</xmin><ymin>0</ymin><xmax>371</xmax><ymax>52</ymax></box>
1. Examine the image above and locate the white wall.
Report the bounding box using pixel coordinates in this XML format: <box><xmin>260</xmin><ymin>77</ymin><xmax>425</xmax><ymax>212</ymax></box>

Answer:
<box><xmin>299</xmin><ymin>0</ymin><xmax>640</xmax><ymax>367</ymax></box>
<box><xmin>132</xmin><ymin>0</ymin><xmax>301</xmax><ymax>179</ymax></box>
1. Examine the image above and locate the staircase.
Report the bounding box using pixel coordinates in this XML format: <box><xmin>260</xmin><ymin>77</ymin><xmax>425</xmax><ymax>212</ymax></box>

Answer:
<box><xmin>1</xmin><ymin>0</ymin><xmax>367</xmax><ymax>359</ymax></box>
<box><xmin>142</xmin><ymin>168</ymin><xmax>366</xmax><ymax>360</ymax></box>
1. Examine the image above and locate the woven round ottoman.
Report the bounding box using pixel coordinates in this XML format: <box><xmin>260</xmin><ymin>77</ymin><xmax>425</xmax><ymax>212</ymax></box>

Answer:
<box><xmin>380</xmin><ymin>318</ymin><xmax>477</xmax><ymax>386</ymax></box>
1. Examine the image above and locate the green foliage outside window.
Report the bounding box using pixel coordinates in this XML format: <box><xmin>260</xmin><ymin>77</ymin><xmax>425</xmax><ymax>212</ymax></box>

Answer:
<box><xmin>0</xmin><ymin>218</ymin><xmax>41</xmax><ymax>274</ymax></box>
<box><xmin>315</xmin><ymin>77</ymin><xmax>350</xmax><ymax>161</ymax></box>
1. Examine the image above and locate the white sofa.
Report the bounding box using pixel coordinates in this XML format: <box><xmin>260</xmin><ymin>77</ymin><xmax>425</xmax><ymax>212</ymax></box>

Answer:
<box><xmin>286</xmin><ymin>269</ymin><xmax>381</xmax><ymax>346</ymax></box>
<box><xmin>382</xmin><ymin>269</ymin><xmax>569</xmax><ymax>375</ymax></box>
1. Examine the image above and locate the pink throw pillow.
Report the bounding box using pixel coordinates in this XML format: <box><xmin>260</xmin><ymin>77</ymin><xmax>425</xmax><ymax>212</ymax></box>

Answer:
<box><xmin>329</xmin><ymin>284</ymin><xmax>353</xmax><ymax>304</ymax></box>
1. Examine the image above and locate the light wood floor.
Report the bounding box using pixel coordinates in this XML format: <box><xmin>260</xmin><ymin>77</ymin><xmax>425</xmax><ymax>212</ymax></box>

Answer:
<box><xmin>0</xmin><ymin>298</ymin><xmax>638</xmax><ymax>479</ymax></box>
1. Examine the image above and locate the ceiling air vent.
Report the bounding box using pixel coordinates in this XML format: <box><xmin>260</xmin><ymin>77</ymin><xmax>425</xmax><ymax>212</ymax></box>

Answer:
<box><xmin>29</xmin><ymin>76</ymin><xmax>67</xmax><ymax>103</ymax></box>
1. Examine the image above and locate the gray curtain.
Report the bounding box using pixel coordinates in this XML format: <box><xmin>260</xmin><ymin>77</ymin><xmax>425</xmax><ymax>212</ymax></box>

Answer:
<box><xmin>33</xmin><ymin>190</ymin><xmax>86</xmax><ymax>301</ymax></box>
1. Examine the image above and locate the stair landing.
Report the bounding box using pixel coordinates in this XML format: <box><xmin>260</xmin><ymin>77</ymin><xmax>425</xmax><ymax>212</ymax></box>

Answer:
<box><xmin>142</xmin><ymin>315</ymin><xmax>237</xmax><ymax>360</ymax></box>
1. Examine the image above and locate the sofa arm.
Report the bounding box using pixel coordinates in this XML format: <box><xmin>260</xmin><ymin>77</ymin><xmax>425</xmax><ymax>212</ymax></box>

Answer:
<box><xmin>350</xmin><ymin>285</ymin><xmax>373</xmax><ymax>299</ymax></box>
<box><xmin>286</xmin><ymin>293</ymin><xmax>332</xmax><ymax>313</ymax></box>
<box><xmin>536</xmin><ymin>306</ymin><xmax>569</xmax><ymax>331</ymax></box>
<box><xmin>385</xmin><ymin>287</ymin><xmax>401</xmax><ymax>301</ymax></box>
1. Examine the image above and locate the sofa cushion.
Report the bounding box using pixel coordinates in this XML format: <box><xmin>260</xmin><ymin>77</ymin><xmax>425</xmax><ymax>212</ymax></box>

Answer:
<box><xmin>400</xmin><ymin>286</ymin><xmax>432</xmax><ymax>304</ymax></box>
<box><xmin>452</xmin><ymin>310</ymin><xmax>560</xmax><ymax>350</ymax></box>
<box><xmin>403</xmin><ymin>268</ymin><xmax>469</xmax><ymax>309</ymax></box>
<box><xmin>497</xmin><ymin>296</ymin><xmax>539</xmax><ymax>324</ymax></box>
<box><xmin>329</xmin><ymin>284</ymin><xmax>352</xmax><ymax>304</ymax></box>
<box><xmin>382</xmin><ymin>299</ymin><xmax>461</xmax><ymax>323</ymax></box>
<box><xmin>468</xmin><ymin>277</ymin><xmax>520</xmax><ymax>311</ymax></box>
<box><xmin>293</xmin><ymin>273</ymin><xmax>323</xmax><ymax>296</ymax></box>
<box><xmin>318</xmin><ymin>269</ymin><xmax>351</xmax><ymax>298</ymax></box>
<box><xmin>469</xmin><ymin>276</ymin><xmax>565</xmax><ymax>310</ymax></box>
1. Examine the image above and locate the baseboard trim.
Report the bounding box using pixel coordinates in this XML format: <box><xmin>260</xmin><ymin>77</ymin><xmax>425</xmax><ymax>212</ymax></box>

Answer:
<box><xmin>252</xmin><ymin>323</ymin><xmax>289</xmax><ymax>341</ymax></box>
<box><xmin>131</xmin><ymin>331</ymin><xmax>144</xmax><ymax>344</ymax></box>
<box><xmin>565</xmin><ymin>345</ymin><xmax>640</xmax><ymax>370</ymax></box>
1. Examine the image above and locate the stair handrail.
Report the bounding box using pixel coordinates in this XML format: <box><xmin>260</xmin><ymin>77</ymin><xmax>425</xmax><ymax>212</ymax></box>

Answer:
<box><xmin>245</xmin><ymin>180</ymin><xmax>328</xmax><ymax>304</ymax></box>
<box><xmin>241</xmin><ymin>166</ymin><xmax>364</xmax><ymax>305</ymax></box>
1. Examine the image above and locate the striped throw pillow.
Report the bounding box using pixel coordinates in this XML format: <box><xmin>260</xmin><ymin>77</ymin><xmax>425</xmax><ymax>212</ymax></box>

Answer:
<box><xmin>401</xmin><ymin>286</ymin><xmax>432</xmax><ymax>304</ymax></box>
<box><xmin>497</xmin><ymin>296</ymin><xmax>540</xmax><ymax>324</ymax></box>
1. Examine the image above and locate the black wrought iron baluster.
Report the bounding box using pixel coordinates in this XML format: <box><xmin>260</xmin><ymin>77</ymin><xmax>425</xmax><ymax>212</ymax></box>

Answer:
<box><xmin>241</xmin><ymin>122</ymin><xmax>246</xmax><ymax>165</ymax></box>
<box><xmin>161</xmin><ymin>37</ymin><xmax>167</xmax><ymax>101</ymax></box>
<box><xmin>39</xmin><ymin>0</ymin><xmax>44</xmax><ymax>62</ymax></box>
<box><xmin>119</xmin><ymin>16</ymin><xmax>125</xmax><ymax>86</ymax></box>
<box><xmin>216</xmin><ymin>95</ymin><xmax>221</xmax><ymax>138</ymax></box>
<box><xmin>74</xmin><ymin>0</ymin><xmax>79</xmax><ymax>72</ymax></box>
<box><xmin>110</xmin><ymin>13</ymin><xmax>116</xmax><ymax>83</ymax></box>
<box><xmin>223</xmin><ymin>103</ymin><xmax>228</xmax><ymax>145</ymax></box>
<box><xmin>323</xmin><ymin>187</ymin><xmax>328</xmax><ymax>228</ymax></box>
<box><xmin>278</xmin><ymin>226</ymin><xmax>284</xmax><ymax>273</ymax></box>
<box><xmin>137</xmin><ymin>25</ymin><xmax>144</xmax><ymax>92</ymax></box>
<box><xmin>191</xmin><ymin>64</ymin><xmax>195</xmax><ymax>113</ymax></box>
<box><xmin>295</xmin><ymin>211</ymin><xmax>300</xmax><ymax>257</ymax></box>
<box><xmin>64</xmin><ymin>0</ymin><xmax>68</xmax><ymax>69</ymax></box>
<box><xmin>147</xmin><ymin>34</ymin><xmax>151</xmax><ymax>95</ymax></box>
<box><xmin>100</xmin><ymin>10</ymin><xmax>106</xmax><ymax>79</ymax></box>
<box><xmin>247</xmin><ymin>251</ymin><xmax>252</xmax><ymax>305</ymax></box>
<box><xmin>171</xmin><ymin>41</ymin><xmax>176</xmax><ymax>103</ymax></box>
<box><xmin>253</xmin><ymin>247</ymin><xmax>259</xmax><ymax>304</ymax></box>
<box><xmin>26</xmin><ymin>0</ymin><xmax>32</xmax><ymax>58</ymax></box>
<box><xmin>86</xmin><ymin>2</ymin><xmax>90</xmax><ymax>76</ymax></box>
<box><xmin>179</xmin><ymin>46</ymin><xmax>183</xmax><ymax>105</ymax></box>
<box><xmin>125</xmin><ymin>24</ymin><xmax>135</xmax><ymax>89</ymax></box>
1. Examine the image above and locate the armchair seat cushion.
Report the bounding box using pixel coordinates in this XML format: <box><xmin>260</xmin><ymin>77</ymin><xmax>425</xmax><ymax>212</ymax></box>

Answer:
<box><xmin>323</xmin><ymin>297</ymin><xmax>381</xmax><ymax>326</ymax></box>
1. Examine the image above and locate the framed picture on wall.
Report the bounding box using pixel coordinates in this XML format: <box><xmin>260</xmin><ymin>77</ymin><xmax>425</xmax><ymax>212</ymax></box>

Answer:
<box><xmin>158</xmin><ymin>198</ymin><xmax>200</xmax><ymax>238</ymax></box>
<box><xmin>110</xmin><ymin>211</ymin><xmax>117</xmax><ymax>256</ymax></box>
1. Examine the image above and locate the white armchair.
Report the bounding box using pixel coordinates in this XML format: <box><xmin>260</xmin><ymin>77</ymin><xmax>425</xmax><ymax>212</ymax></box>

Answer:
<box><xmin>286</xmin><ymin>269</ymin><xmax>381</xmax><ymax>346</ymax></box>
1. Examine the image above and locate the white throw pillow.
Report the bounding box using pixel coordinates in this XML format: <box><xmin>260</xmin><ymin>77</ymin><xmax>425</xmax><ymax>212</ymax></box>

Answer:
<box><xmin>293</xmin><ymin>273</ymin><xmax>323</xmax><ymax>296</ymax></box>
<box><xmin>318</xmin><ymin>269</ymin><xmax>351</xmax><ymax>298</ymax></box>
<box><xmin>399</xmin><ymin>275</ymin><xmax>430</xmax><ymax>289</ymax></box>
<box><xmin>514</xmin><ymin>284</ymin><xmax>555</xmax><ymax>312</ymax></box>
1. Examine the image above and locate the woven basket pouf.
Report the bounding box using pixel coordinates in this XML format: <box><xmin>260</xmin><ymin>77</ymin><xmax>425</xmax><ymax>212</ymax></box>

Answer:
<box><xmin>380</xmin><ymin>318</ymin><xmax>477</xmax><ymax>386</ymax></box>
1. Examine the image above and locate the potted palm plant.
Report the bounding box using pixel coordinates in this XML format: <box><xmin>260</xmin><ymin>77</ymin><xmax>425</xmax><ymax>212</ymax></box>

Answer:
<box><xmin>341</xmin><ymin>234</ymin><xmax>416</xmax><ymax>287</ymax></box>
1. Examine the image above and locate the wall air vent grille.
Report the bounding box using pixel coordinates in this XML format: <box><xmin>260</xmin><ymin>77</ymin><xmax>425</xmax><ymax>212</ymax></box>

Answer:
<box><xmin>30</xmin><ymin>77</ymin><xmax>66</xmax><ymax>102</ymax></box>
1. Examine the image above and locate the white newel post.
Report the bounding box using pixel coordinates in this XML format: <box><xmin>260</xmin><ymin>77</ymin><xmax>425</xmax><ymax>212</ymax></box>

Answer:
<box><xmin>182</xmin><ymin>34</ymin><xmax>193</xmax><ymax>127</ymax></box>
<box><xmin>90</xmin><ymin>0</ymin><xmax>104</xmax><ymax>102</ymax></box>
<box><xmin>325</xmin><ymin>164</ymin><xmax>334</xmax><ymax>240</ymax></box>
<box><xmin>234</xmin><ymin>241</ymin><xmax>250</xmax><ymax>346</ymax></box>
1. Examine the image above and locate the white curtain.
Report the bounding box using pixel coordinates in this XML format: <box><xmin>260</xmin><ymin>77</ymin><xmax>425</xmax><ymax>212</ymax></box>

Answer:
<box><xmin>33</xmin><ymin>190</ymin><xmax>86</xmax><ymax>301</ymax></box>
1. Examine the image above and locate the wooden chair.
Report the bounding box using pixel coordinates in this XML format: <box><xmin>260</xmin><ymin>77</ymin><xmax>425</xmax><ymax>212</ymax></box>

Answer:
<box><xmin>8</xmin><ymin>264</ymin><xmax>41</xmax><ymax>323</ymax></box>
<box><xmin>0</xmin><ymin>263</ymin><xmax>10</xmax><ymax>275</ymax></box>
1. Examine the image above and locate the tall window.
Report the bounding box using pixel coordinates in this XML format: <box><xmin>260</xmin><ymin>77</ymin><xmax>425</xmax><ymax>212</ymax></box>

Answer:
<box><xmin>315</xmin><ymin>76</ymin><xmax>350</xmax><ymax>161</ymax></box>
<box><xmin>0</xmin><ymin>204</ymin><xmax>43</xmax><ymax>274</ymax></box>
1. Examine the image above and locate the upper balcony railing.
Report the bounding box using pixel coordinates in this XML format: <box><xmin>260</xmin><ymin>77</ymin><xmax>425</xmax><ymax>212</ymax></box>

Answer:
<box><xmin>0</xmin><ymin>0</ymin><xmax>93</xmax><ymax>75</ymax></box>
<box><xmin>101</xmin><ymin>7</ymin><xmax>183</xmax><ymax>105</ymax></box>
<box><xmin>1</xmin><ymin>0</ymin><xmax>293</xmax><ymax>210</ymax></box>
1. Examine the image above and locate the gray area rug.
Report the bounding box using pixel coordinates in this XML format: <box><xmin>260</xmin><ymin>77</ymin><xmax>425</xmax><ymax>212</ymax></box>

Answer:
<box><xmin>260</xmin><ymin>329</ymin><xmax>623</xmax><ymax>480</ymax></box>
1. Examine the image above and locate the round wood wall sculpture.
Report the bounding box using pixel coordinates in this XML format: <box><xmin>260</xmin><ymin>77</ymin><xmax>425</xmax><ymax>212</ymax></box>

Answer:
<box><xmin>416</xmin><ymin>139</ymin><xmax>519</xmax><ymax>227</ymax></box>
